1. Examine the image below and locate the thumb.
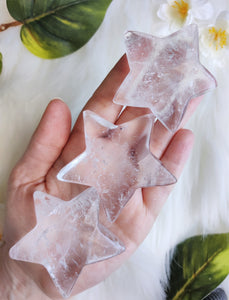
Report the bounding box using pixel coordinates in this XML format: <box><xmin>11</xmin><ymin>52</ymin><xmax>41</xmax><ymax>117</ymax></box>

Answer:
<box><xmin>10</xmin><ymin>99</ymin><xmax>71</xmax><ymax>187</ymax></box>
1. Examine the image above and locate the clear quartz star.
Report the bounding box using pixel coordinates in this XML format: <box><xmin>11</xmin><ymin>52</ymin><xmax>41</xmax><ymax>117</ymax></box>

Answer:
<box><xmin>57</xmin><ymin>110</ymin><xmax>176</xmax><ymax>223</ymax></box>
<box><xmin>9</xmin><ymin>188</ymin><xmax>125</xmax><ymax>298</ymax></box>
<box><xmin>113</xmin><ymin>24</ymin><xmax>217</xmax><ymax>132</ymax></box>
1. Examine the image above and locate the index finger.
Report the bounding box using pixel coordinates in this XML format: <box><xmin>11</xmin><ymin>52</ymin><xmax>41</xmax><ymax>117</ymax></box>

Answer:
<box><xmin>60</xmin><ymin>54</ymin><xmax>129</xmax><ymax>162</ymax></box>
<box><xmin>74</xmin><ymin>55</ymin><xmax>129</xmax><ymax>133</ymax></box>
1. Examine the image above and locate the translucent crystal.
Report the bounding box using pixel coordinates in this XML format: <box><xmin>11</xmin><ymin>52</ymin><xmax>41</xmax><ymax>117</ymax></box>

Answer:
<box><xmin>113</xmin><ymin>24</ymin><xmax>217</xmax><ymax>132</ymax></box>
<box><xmin>57</xmin><ymin>110</ymin><xmax>176</xmax><ymax>223</ymax></box>
<box><xmin>9</xmin><ymin>188</ymin><xmax>125</xmax><ymax>298</ymax></box>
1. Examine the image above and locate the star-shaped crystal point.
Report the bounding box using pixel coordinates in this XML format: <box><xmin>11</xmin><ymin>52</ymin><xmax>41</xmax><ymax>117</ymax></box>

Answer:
<box><xmin>57</xmin><ymin>110</ymin><xmax>176</xmax><ymax>223</ymax></box>
<box><xmin>9</xmin><ymin>188</ymin><xmax>125</xmax><ymax>298</ymax></box>
<box><xmin>113</xmin><ymin>24</ymin><xmax>217</xmax><ymax>132</ymax></box>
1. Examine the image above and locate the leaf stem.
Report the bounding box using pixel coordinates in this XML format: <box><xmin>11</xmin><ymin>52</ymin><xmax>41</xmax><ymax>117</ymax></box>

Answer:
<box><xmin>172</xmin><ymin>248</ymin><xmax>222</xmax><ymax>300</ymax></box>
<box><xmin>0</xmin><ymin>1</ymin><xmax>85</xmax><ymax>31</ymax></box>
<box><xmin>0</xmin><ymin>21</ymin><xmax>22</xmax><ymax>32</ymax></box>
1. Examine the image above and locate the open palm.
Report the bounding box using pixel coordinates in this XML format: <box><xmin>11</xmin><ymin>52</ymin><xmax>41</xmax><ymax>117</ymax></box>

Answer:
<box><xmin>1</xmin><ymin>55</ymin><xmax>200</xmax><ymax>299</ymax></box>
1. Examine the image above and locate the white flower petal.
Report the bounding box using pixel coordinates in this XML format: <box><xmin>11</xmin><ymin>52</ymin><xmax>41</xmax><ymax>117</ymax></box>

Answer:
<box><xmin>215</xmin><ymin>11</ymin><xmax>229</xmax><ymax>30</ymax></box>
<box><xmin>191</xmin><ymin>0</ymin><xmax>209</xmax><ymax>7</ymax></box>
<box><xmin>166</xmin><ymin>0</ymin><xmax>177</xmax><ymax>5</ymax></box>
<box><xmin>192</xmin><ymin>2</ymin><xmax>214</xmax><ymax>20</ymax></box>
<box><xmin>185</xmin><ymin>11</ymin><xmax>193</xmax><ymax>25</ymax></box>
<box><xmin>157</xmin><ymin>4</ymin><xmax>170</xmax><ymax>21</ymax></box>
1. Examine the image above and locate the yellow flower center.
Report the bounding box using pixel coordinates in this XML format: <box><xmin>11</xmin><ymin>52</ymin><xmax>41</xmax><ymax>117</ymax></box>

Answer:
<box><xmin>208</xmin><ymin>27</ymin><xmax>227</xmax><ymax>50</ymax></box>
<box><xmin>171</xmin><ymin>0</ymin><xmax>189</xmax><ymax>20</ymax></box>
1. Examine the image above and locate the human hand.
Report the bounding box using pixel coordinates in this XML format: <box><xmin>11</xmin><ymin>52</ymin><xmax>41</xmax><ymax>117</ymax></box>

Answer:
<box><xmin>0</xmin><ymin>55</ymin><xmax>201</xmax><ymax>299</ymax></box>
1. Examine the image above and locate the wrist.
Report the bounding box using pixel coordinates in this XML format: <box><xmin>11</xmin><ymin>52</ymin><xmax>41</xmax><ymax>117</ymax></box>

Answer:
<box><xmin>0</xmin><ymin>243</ymin><xmax>12</xmax><ymax>299</ymax></box>
<box><xmin>0</xmin><ymin>243</ymin><xmax>50</xmax><ymax>300</ymax></box>
<box><xmin>0</xmin><ymin>243</ymin><xmax>29</xmax><ymax>299</ymax></box>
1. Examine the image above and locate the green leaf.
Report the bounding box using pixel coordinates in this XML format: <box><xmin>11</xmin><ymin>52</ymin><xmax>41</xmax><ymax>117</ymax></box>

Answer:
<box><xmin>6</xmin><ymin>0</ymin><xmax>112</xmax><ymax>59</ymax></box>
<box><xmin>0</xmin><ymin>52</ymin><xmax>2</xmax><ymax>74</ymax></box>
<box><xmin>166</xmin><ymin>233</ymin><xmax>229</xmax><ymax>300</ymax></box>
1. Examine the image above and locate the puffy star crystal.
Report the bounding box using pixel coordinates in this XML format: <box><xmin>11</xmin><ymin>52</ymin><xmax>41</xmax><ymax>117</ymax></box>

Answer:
<box><xmin>9</xmin><ymin>188</ymin><xmax>125</xmax><ymax>298</ymax></box>
<box><xmin>57</xmin><ymin>110</ymin><xmax>176</xmax><ymax>223</ymax></box>
<box><xmin>113</xmin><ymin>24</ymin><xmax>217</xmax><ymax>132</ymax></box>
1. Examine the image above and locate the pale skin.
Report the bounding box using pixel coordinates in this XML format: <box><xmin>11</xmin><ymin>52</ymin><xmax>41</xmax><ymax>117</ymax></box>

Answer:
<box><xmin>0</xmin><ymin>55</ymin><xmax>202</xmax><ymax>299</ymax></box>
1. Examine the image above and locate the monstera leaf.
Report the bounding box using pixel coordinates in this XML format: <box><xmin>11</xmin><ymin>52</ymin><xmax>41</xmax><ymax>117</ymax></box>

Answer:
<box><xmin>166</xmin><ymin>233</ymin><xmax>229</xmax><ymax>300</ymax></box>
<box><xmin>6</xmin><ymin>0</ymin><xmax>112</xmax><ymax>59</ymax></box>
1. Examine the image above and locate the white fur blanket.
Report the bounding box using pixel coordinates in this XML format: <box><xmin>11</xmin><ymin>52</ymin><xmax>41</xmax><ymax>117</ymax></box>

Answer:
<box><xmin>0</xmin><ymin>0</ymin><xmax>229</xmax><ymax>299</ymax></box>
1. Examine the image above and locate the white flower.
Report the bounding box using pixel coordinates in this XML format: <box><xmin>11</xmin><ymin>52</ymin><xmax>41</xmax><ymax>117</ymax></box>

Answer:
<box><xmin>199</xmin><ymin>11</ymin><xmax>229</xmax><ymax>68</ymax></box>
<box><xmin>157</xmin><ymin>0</ymin><xmax>214</xmax><ymax>29</ymax></box>
<box><xmin>201</xmin><ymin>11</ymin><xmax>229</xmax><ymax>52</ymax></box>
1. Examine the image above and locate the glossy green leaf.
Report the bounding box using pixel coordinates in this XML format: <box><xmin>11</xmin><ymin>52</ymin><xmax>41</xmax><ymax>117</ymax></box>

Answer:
<box><xmin>0</xmin><ymin>52</ymin><xmax>2</xmax><ymax>74</ymax></box>
<box><xmin>166</xmin><ymin>233</ymin><xmax>229</xmax><ymax>300</ymax></box>
<box><xmin>6</xmin><ymin>0</ymin><xmax>112</xmax><ymax>59</ymax></box>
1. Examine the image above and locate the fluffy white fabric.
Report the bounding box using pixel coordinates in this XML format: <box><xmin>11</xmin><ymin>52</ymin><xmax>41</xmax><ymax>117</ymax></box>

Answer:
<box><xmin>0</xmin><ymin>0</ymin><xmax>229</xmax><ymax>299</ymax></box>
